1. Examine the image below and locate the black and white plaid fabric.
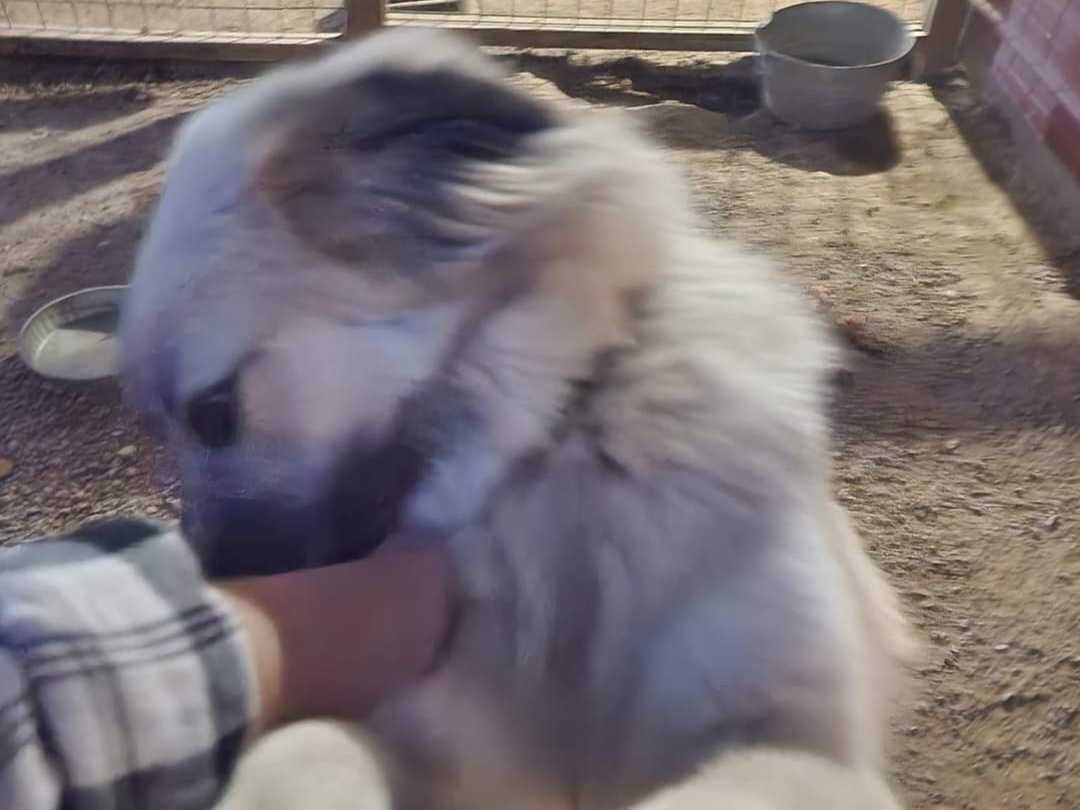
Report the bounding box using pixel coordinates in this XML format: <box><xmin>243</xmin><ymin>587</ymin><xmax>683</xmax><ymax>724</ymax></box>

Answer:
<box><xmin>0</xmin><ymin>519</ymin><xmax>256</xmax><ymax>810</ymax></box>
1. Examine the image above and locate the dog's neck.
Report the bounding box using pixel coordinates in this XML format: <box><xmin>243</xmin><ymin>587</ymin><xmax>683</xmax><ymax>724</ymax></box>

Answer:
<box><xmin>398</xmin><ymin>280</ymin><xmax>639</xmax><ymax>536</ymax></box>
<box><xmin>397</xmin><ymin>191</ymin><xmax>658</xmax><ymax>536</ymax></box>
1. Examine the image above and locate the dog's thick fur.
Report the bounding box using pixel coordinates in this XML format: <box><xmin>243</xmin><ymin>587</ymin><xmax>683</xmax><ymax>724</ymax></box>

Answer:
<box><xmin>120</xmin><ymin>28</ymin><xmax>914</xmax><ymax>810</ymax></box>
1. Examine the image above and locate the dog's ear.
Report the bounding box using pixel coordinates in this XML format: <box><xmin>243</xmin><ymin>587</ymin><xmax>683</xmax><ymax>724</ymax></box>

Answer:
<box><xmin>254</xmin><ymin>61</ymin><xmax>559</xmax><ymax>284</ymax></box>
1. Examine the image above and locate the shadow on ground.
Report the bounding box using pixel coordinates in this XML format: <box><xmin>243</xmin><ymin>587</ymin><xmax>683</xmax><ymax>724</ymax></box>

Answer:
<box><xmin>0</xmin><ymin>114</ymin><xmax>184</xmax><ymax>231</ymax></box>
<box><xmin>0</xmin><ymin>88</ymin><xmax>156</xmax><ymax>132</ymax></box>
<box><xmin>930</xmin><ymin>73</ymin><xmax>1080</xmax><ymax>303</ymax></box>
<box><xmin>831</xmin><ymin>329</ymin><xmax>1080</xmax><ymax>445</ymax></box>
<box><xmin>509</xmin><ymin>52</ymin><xmax>763</xmax><ymax>113</ymax></box>
<box><xmin>4</xmin><ymin>215</ymin><xmax>150</xmax><ymax>336</ymax></box>
<box><xmin>510</xmin><ymin>52</ymin><xmax>901</xmax><ymax>176</ymax></box>
<box><xmin>0</xmin><ymin>59</ymin><xmax>208</xmax><ymax>338</ymax></box>
<box><xmin>0</xmin><ymin>55</ymin><xmax>260</xmax><ymax>87</ymax></box>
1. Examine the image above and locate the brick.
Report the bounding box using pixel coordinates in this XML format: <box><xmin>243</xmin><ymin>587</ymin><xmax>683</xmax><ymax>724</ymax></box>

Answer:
<box><xmin>1022</xmin><ymin>74</ymin><xmax>1058</xmax><ymax>133</ymax></box>
<box><xmin>1008</xmin><ymin>48</ymin><xmax>1040</xmax><ymax>90</ymax></box>
<box><xmin>1041</xmin><ymin>58</ymin><xmax>1067</xmax><ymax>93</ymax></box>
<box><xmin>994</xmin><ymin>68</ymin><xmax>1032</xmax><ymax>109</ymax></box>
<box><xmin>1024</xmin><ymin>0</ymin><xmax>1068</xmax><ymax>34</ymax></box>
<box><xmin>1044</xmin><ymin>102</ymin><xmax>1080</xmax><ymax>182</ymax></box>
<box><xmin>1064</xmin><ymin>0</ymin><xmax>1080</xmax><ymax>27</ymax></box>
<box><xmin>989</xmin><ymin>44</ymin><xmax>1021</xmax><ymax>96</ymax></box>
<box><xmin>1051</xmin><ymin>16</ymin><xmax>1080</xmax><ymax>47</ymax></box>
<box><xmin>988</xmin><ymin>45</ymin><xmax>1067</xmax><ymax>131</ymax></box>
<box><xmin>1053</xmin><ymin>25</ymin><xmax>1080</xmax><ymax>87</ymax></box>
<box><xmin>1011</xmin><ymin>0</ymin><xmax>1065</xmax><ymax>55</ymax></box>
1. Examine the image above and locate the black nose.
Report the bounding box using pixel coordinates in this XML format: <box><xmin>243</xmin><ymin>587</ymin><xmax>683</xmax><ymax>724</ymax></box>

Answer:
<box><xmin>329</xmin><ymin>431</ymin><xmax>429</xmax><ymax>561</ymax></box>
<box><xmin>187</xmin><ymin>499</ymin><xmax>323</xmax><ymax>578</ymax></box>
<box><xmin>179</xmin><ymin>431</ymin><xmax>429</xmax><ymax>577</ymax></box>
<box><xmin>207</xmin><ymin>539</ymin><xmax>307</xmax><ymax>578</ymax></box>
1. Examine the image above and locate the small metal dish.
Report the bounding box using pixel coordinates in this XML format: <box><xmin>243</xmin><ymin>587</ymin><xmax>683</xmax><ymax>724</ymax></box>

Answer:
<box><xmin>18</xmin><ymin>285</ymin><xmax>128</xmax><ymax>382</ymax></box>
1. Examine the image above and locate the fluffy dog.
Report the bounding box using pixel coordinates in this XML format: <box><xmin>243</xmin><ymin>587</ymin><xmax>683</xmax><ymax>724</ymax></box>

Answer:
<box><xmin>119</xmin><ymin>28</ymin><xmax>914</xmax><ymax>810</ymax></box>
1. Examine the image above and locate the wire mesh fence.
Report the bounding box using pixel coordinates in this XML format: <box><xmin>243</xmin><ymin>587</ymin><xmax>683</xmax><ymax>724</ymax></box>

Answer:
<box><xmin>436</xmin><ymin>0</ymin><xmax>926</xmax><ymax>26</ymax></box>
<box><xmin>0</xmin><ymin>0</ymin><xmax>930</xmax><ymax>51</ymax></box>
<box><xmin>1</xmin><ymin>0</ymin><xmax>343</xmax><ymax>37</ymax></box>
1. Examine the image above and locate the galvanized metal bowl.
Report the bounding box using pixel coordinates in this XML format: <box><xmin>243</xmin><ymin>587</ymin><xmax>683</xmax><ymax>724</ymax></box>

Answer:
<box><xmin>18</xmin><ymin>285</ymin><xmax>127</xmax><ymax>382</ymax></box>
<box><xmin>755</xmin><ymin>1</ymin><xmax>915</xmax><ymax>131</ymax></box>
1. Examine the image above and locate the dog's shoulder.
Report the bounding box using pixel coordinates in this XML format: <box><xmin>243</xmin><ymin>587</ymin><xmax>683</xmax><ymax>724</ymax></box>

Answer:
<box><xmin>594</xmin><ymin>232</ymin><xmax>838</xmax><ymax>494</ymax></box>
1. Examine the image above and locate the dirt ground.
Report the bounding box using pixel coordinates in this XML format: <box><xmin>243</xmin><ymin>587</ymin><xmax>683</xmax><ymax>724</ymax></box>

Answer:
<box><xmin>2</xmin><ymin>48</ymin><xmax>1080</xmax><ymax>810</ymax></box>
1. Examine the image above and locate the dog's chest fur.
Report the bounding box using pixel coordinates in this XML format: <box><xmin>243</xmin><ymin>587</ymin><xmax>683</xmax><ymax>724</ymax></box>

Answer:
<box><xmin>349</xmin><ymin>249</ymin><xmax>860</xmax><ymax>809</ymax></box>
<box><xmin>369</xmin><ymin>436</ymin><xmax>858</xmax><ymax>810</ymax></box>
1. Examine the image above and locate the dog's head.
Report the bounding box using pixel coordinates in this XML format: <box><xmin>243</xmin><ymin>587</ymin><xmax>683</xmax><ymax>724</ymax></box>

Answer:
<box><xmin>119</xmin><ymin>28</ymin><xmax>681</xmax><ymax>576</ymax></box>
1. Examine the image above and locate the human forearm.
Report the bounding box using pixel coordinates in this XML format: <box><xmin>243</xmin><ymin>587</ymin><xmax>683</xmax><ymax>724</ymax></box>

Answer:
<box><xmin>217</xmin><ymin>547</ymin><xmax>451</xmax><ymax>731</ymax></box>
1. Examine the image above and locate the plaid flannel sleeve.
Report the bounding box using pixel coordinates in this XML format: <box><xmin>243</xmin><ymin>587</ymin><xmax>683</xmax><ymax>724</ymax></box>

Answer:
<box><xmin>0</xmin><ymin>519</ymin><xmax>257</xmax><ymax>810</ymax></box>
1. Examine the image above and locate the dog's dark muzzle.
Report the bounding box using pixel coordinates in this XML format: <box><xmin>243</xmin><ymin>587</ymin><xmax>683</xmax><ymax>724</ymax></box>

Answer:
<box><xmin>182</xmin><ymin>496</ymin><xmax>337</xmax><ymax>577</ymax></box>
<box><xmin>182</xmin><ymin>436</ymin><xmax>429</xmax><ymax>578</ymax></box>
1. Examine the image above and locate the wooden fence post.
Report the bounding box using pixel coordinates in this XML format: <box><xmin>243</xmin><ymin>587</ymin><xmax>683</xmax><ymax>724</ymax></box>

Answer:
<box><xmin>345</xmin><ymin>0</ymin><xmax>386</xmax><ymax>36</ymax></box>
<box><xmin>911</xmin><ymin>0</ymin><xmax>970</xmax><ymax>80</ymax></box>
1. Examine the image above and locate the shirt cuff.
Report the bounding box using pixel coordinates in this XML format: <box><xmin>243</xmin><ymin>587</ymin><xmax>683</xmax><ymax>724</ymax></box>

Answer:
<box><xmin>0</xmin><ymin>519</ymin><xmax>258</xmax><ymax>810</ymax></box>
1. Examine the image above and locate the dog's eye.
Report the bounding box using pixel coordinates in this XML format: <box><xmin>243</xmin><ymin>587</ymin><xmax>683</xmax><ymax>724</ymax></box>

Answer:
<box><xmin>186</xmin><ymin>379</ymin><xmax>239</xmax><ymax>449</ymax></box>
<box><xmin>419</xmin><ymin>119</ymin><xmax>517</xmax><ymax>161</ymax></box>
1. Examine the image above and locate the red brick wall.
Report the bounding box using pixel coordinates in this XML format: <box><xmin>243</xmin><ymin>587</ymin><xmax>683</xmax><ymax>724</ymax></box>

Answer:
<box><xmin>956</xmin><ymin>0</ymin><xmax>1080</xmax><ymax>182</ymax></box>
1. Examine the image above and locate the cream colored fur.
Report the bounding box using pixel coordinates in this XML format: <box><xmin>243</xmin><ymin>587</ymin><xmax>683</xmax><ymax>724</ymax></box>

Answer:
<box><xmin>120</xmin><ymin>28</ymin><xmax>915</xmax><ymax>810</ymax></box>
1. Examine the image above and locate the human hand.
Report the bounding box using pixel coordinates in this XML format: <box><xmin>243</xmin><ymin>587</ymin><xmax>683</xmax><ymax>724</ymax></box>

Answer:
<box><xmin>217</xmin><ymin>546</ymin><xmax>453</xmax><ymax>732</ymax></box>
